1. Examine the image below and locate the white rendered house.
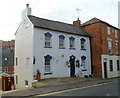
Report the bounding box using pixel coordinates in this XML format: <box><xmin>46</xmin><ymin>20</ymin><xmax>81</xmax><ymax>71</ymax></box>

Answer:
<box><xmin>14</xmin><ymin>4</ymin><xmax>92</xmax><ymax>89</ymax></box>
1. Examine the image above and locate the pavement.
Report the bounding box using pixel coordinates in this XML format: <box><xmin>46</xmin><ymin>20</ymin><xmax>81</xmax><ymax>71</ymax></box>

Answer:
<box><xmin>32</xmin><ymin>77</ymin><xmax>102</xmax><ymax>88</ymax></box>
<box><xmin>1</xmin><ymin>77</ymin><xmax>119</xmax><ymax>97</ymax></box>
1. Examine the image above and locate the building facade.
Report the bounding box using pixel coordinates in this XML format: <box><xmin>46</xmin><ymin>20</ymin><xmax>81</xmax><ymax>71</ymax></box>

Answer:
<box><xmin>82</xmin><ymin>18</ymin><xmax>120</xmax><ymax>79</ymax></box>
<box><xmin>0</xmin><ymin>40</ymin><xmax>15</xmax><ymax>76</ymax></box>
<box><xmin>14</xmin><ymin>4</ymin><xmax>92</xmax><ymax>89</ymax></box>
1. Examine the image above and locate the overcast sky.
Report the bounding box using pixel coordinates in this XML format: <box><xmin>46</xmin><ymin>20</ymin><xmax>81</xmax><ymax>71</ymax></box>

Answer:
<box><xmin>0</xmin><ymin>0</ymin><xmax>119</xmax><ymax>41</ymax></box>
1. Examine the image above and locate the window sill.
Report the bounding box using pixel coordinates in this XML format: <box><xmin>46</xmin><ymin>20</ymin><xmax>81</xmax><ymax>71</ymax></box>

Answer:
<box><xmin>44</xmin><ymin>46</ymin><xmax>52</xmax><ymax>48</ymax></box>
<box><xmin>44</xmin><ymin>72</ymin><xmax>53</xmax><ymax>75</ymax></box>
<box><xmin>81</xmin><ymin>49</ymin><xmax>86</xmax><ymax>50</ymax></box>
<box><xmin>59</xmin><ymin>47</ymin><xmax>65</xmax><ymax>49</ymax></box>
<box><xmin>69</xmin><ymin>48</ymin><xmax>76</xmax><ymax>50</ymax></box>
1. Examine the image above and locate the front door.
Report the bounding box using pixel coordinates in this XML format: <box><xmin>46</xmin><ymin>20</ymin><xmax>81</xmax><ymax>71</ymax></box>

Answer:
<box><xmin>104</xmin><ymin>62</ymin><xmax>107</xmax><ymax>78</ymax></box>
<box><xmin>70</xmin><ymin>59</ymin><xmax>75</xmax><ymax>77</ymax></box>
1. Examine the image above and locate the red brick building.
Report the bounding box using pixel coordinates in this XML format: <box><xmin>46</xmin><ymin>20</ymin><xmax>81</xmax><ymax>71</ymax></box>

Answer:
<box><xmin>82</xmin><ymin>18</ymin><xmax>120</xmax><ymax>78</ymax></box>
<box><xmin>0</xmin><ymin>40</ymin><xmax>15</xmax><ymax>76</ymax></box>
<box><xmin>0</xmin><ymin>40</ymin><xmax>15</xmax><ymax>91</ymax></box>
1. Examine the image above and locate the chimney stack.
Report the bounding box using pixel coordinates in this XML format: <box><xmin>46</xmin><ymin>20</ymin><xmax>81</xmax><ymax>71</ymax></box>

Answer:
<box><xmin>73</xmin><ymin>18</ymin><xmax>81</xmax><ymax>27</ymax></box>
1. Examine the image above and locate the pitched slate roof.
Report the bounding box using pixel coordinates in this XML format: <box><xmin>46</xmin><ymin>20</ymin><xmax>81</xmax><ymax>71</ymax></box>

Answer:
<box><xmin>82</xmin><ymin>17</ymin><xmax>119</xmax><ymax>30</ymax></box>
<box><xmin>28</xmin><ymin>15</ymin><xmax>91</xmax><ymax>37</ymax></box>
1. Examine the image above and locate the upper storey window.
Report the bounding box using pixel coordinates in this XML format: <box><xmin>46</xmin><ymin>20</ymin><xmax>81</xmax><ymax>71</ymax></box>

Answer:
<box><xmin>115</xmin><ymin>30</ymin><xmax>118</xmax><ymax>38</ymax></box>
<box><xmin>108</xmin><ymin>27</ymin><xmax>111</xmax><ymax>35</ymax></box>
<box><xmin>108</xmin><ymin>40</ymin><xmax>112</xmax><ymax>54</ymax></box>
<box><xmin>59</xmin><ymin>35</ymin><xmax>65</xmax><ymax>49</ymax></box>
<box><xmin>69</xmin><ymin>36</ymin><xmax>75</xmax><ymax>49</ymax></box>
<box><xmin>80</xmin><ymin>38</ymin><xmax>86</xmax><ymax>50</ymax></box>
<box><xmin>44</xmin><ymin>32</ymin><xmax>52</xmax><ymax>48</ymax></box>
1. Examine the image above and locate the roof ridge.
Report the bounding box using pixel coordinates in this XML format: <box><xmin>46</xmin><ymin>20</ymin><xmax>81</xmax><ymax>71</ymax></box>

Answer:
<box><xmin>28</xmin><ymin>15</ymin><xmax>76</xmax><ymax>27</ymax></box>
<box><xmin>28</xmin><ymin>15</ymin><xmax>91</xmax><ymax>37</ymax></box>
<box><xmin>82</xmin><ymin>17</ymin><xmax>119</xmax><ymax>30</ymax></box>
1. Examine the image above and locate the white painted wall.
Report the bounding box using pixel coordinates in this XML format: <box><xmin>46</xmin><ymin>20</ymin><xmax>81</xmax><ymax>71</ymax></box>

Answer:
<box><xmin>33</xmin><ymin>27</ymin><xmax>91</xmax><ymax>79</ymax></box>
<box><xmin>101</xmin><ymin>55</ymin><xmax>120</xmax><ymax>79</ymax></box>
<box><xmin>14</xmin><ymin>6</ymin><xmax>34</xmax><ymax>89</ymax></box>
<box><xmin>15</xmin><ymin>5</ymin><xmax>91</xmax><ymax>89</ymax></box>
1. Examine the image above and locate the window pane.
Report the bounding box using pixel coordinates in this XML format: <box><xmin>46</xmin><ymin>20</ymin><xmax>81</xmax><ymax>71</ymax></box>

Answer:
<box><xmin>25</xmin><ymin>80</ymin><xmax>28</xmax><ymax>86</ymax></box>
<box><xmin>59</xmin><ymin>38</ymin><xmax>64</xmax><ymax>48</ymax></box>
<box><xmin>115</xmin><ymin>30</ymin><xmax>118</xmax><ymax>38</ymax></box>
<box><xmin>81</xmin><ymin>59</ymin><xmax>86</xmax><ymax>69</ymax></box>
<box><xmin>81</xmin><ymin>41</ymin><xmax>85</xmax><ymax>49</ymax></box>
<box><xmin>45</xmin><ymin>36</ymin><xmax>51</xmax><ymax>47</ymax></box>
<box><xmin>16</xmin><ymin>57</ymin><xmax>18</xmax><ymax>66</ymax></box>
<box><xmin>45</xmin><ymin>59</ymin><xmax>51</xmax><ymax>72</ymax></box>
<box><xmin>108</xmin><ymin>40</ymin><xmax>112</xmax><ymax>54</ymax></box>
<box><xmin>117</xmin><ymin>60</ymin><xmax>120</xmax><ymax>71</ymax></box>
<box><xmin>116</xmin><ymin>42</ymin><xmax>118</xmax><ymax>53</ymax></box>
<box><xmin>45</xmin><ymin>66</ymin><xmax>50</xmax><ymax>72</ymax></box>
<box><xmin>70</xmin><ymin>40</ymin><xmax>74</xmax><ymax>48</ymax></box>
<box><xmin>108</xmin><ymin>41</ymin><xmax>112</xmax><ymax>47</ymax></box>
<box><xmin>109</xmin><ymin>60</ymin><xmax>113</xmax><ymax>71</ymax></box>
<box><xmin>108</xmin><ymin>27</ymin><xmax>111</xmax><ymax>35</ymax></box>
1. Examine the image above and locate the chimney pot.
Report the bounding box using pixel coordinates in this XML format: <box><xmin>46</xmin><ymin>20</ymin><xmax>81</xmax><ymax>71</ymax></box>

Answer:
<box><xmin>26</xmin><ymin>4</ymin><xmax>29</xmax><ymax>8</ymax></box>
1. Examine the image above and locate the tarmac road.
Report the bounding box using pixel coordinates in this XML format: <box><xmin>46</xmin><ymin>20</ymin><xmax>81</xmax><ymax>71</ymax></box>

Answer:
<box><xmin>37</xmin><ymin>81</ymin><xmax>119</xmax><ymax>96</ymax></box>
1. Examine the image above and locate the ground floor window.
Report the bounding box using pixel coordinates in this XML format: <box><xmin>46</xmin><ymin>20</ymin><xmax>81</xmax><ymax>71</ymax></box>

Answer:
<box><xmin>45</xmin><ymin>59</ymin><xmax>51</xmax><ymax>72</ymax></box>
<box><xmin>81</xmin><ymin>56</ymin><xmax>87</xmax><ymax>71</ymax></box>
<box><xmin>117</xmin><ymin>60</ymin><xmax>120</xmax><ymax>71</ymax></box>
<box><xmin>109</xmin><ymin>60</ymin><xmax>113</xmax><ymax>71</ymax></box>
<box><xmin>16</xmin><ymin>75</ymin><xmax>18</xmax><ymax>84</ymax></box>
<box><xmin>25</xmin><ymin>80</ymin><xmax>28</xmax><ymax>87</ymax></box>
<box><xmin>44</xmin><ymin>55</ymin><xmax>52</xmax><ymax>73</ymax></box>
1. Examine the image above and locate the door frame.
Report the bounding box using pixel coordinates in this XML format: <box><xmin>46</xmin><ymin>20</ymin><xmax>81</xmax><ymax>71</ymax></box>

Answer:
<box><xmin>69</xmin><ymin>55</ymin><xmax>76</xmax><ymax>77</ymax></box>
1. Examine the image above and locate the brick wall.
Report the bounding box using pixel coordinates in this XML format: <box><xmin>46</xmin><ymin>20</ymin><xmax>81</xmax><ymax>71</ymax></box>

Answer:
<box><xmin>2</xmin><ymin>66</ymin><xmax>14</xmax><ymax>74</ymax></box>
<box><xmin>82</xmin><ymin>23</ymin><xmax>102</xmax><ymax>77</ymax></box>
<box><xmin>82</xmin><ymin>22</ymin><xmax>120</xmax><ymax>77</ymax></box>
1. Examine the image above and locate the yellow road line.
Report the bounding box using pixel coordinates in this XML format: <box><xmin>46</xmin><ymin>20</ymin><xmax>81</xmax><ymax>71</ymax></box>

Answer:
<box><xmin>35</xmin><ymin>81</ymin><xmax>116</xmax><ymax>97</ymax></box>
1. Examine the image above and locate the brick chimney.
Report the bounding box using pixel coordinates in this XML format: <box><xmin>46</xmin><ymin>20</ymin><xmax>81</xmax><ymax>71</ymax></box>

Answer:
<box><xmin>73</xmin><ymin>18</ymin><xmax>81</xmax><ymax>27</ymax></box>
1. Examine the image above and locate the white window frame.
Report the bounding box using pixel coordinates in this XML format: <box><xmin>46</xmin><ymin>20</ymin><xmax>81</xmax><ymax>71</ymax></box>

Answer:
<box><xmin>81</xmin><ymin>41</ymin><xmax>85</xmax><ymax>49</ymax></box>
<box><xmin>59</xmin><ymin>38</ymin><xmax>65</xmax><ymax>48</ymax></box>
<box><xmin>45</xmin><ymin>36</ymin><xmax>51</xmax><ymax>47</ymax></box>
<box><xmin>25</xmin><ymin>80</ymin><xmax>28</xmax><ymax>87</ymax></box>
<box><xmin>115</xmin><ymin>41</ymin><xmax>119</xmax><ymax>54</ymax></box>
<box><xmin>108</xmin><ymin>40</ymin><xmax>112</xmax><ymax>54</ymax></box>
<box><xmin>45</xmin><ymin>59</ymin><xmax>51</xmax><ymax>72</ymax></box>
<box><xmin>115</xmin><ymin>30</ymin><xmax>118</xmax><ymax>38</ymax></box>
<box><xmin>81</xmin><ymin>59</ymin><xmax>86</xmax><ymax>70</ymax></box>
<box><xmin>108</xmin><ymin>27</ymin><xmax>111</xmax><ymax>35</ymax></box>
<box><xmin>69</xmin><ymin>40</ymin><xmax>75</xmax><ymax>49</ymax></box>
